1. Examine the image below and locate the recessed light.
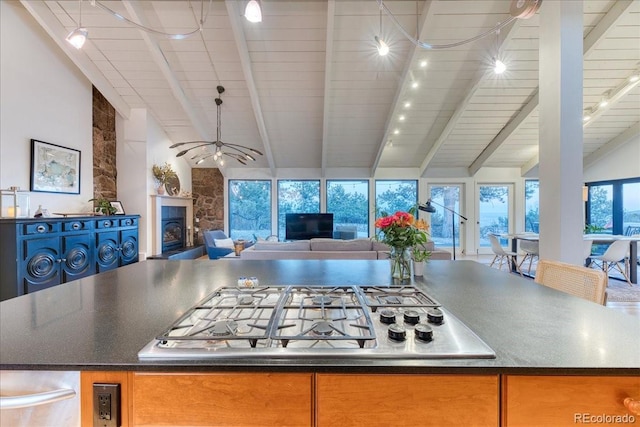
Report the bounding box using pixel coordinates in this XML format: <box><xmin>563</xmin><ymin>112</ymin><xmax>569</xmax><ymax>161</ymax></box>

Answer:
<box><xmin>411</xmin><ymin>82</ymin><xmax>419</xmax><ymax>89</ymax></box>
<box><xmin>393</xmin><ymin>129</ymin><xmax>400</xmax><ymax>135</ymax></box>
<box><xmin>630</xmin><ymin>74</ymin><xmax>639</xmax><ymax>83</ymax></box>
<box><xmin>404</xmin><ymin>102</ymin><xmax>411</xmax><ymax>109</ymax></box>
<box><xmin>420</xmin><ymin>60</ymin><xmax>427</xmax><ymax>68</ymax></box>
<box><xmin>399</xmin><ymin>115</ymin><xmax>405</xmax><ymax>121</ymax></box>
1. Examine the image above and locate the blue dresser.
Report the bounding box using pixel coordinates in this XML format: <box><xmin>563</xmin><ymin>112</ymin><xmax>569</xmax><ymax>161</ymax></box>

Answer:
<box><xmin>0</xmin><ymin>215</ymin><xmax>139</xmax><ymax>301</ymax></box>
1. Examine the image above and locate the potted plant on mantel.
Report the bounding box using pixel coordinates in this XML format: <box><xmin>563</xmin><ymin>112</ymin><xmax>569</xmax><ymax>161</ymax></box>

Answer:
<box><xmin>152</xmin><ymin>162</ymin><xmax>177</xmax><ymax>195</ymax></box>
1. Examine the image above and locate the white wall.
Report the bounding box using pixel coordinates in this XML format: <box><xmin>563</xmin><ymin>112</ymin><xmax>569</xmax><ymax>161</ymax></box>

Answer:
<box><xmin>0</xmin><ymin>1</ymin><xmax>93</xmax><ymax>214</ymax></box>
<box><xmin>584</xmin><ymin>136</ymin><xmax>640</xmax><ymax>182</ymax></box>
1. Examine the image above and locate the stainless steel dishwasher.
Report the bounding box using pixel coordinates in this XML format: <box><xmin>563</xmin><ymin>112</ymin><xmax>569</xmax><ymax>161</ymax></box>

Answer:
<box><xmin>0</xmin><ymin>370</ymin><xmax>80</xmax><ymax>427</ymax></box>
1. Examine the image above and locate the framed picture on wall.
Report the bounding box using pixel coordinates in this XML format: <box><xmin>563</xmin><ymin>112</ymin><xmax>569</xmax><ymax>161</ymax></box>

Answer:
<box><xmin>110</xmin><ymin>201</ymin><xmax>125</xmax><ymax>215</ymax></box>
<box><xmin>30</xmin><ymin>139</ymin><xmax>81</xmax><ymax>194</ymax></box>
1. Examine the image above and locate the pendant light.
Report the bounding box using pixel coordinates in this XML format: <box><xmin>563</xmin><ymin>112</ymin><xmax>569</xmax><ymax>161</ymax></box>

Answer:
<box><xmin>375</xmin><ymin>6</ymin><xmax>389</xmax><ymax>56</ymax></box>
<box><xmin>245</xmin><ymin>0</ymin><xmax>263</xmax><ymax>23</ymax></box>
<box><xmin>66</xmin><ymin>0</ymin><xmax>88</xmax><ymax>49</ymax></box>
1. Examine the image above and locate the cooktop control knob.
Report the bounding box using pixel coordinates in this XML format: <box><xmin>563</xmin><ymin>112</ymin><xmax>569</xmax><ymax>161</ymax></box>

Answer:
<box><xmin>427</xmin><ymin>308</ymin><xmax>444</xmax><ymax>325</ymax></box>
<box><xmin>388</xmin><ymin>323</ymin><xmax>406</xmax><ymax>341</ymax></box>
<box><xmin>380</xmin><ymin>309</ymin><xmax>396</xmax><ymax>324</ymax></box>
<box><xmin>403</xmin><ymin>309</ymin><xmax>420</xmax><ymax>325</ymax></box>
<box><xmin>415</xmin><ymin>323</ymin><xmax>433</xmax><ymax>342</ymax></box>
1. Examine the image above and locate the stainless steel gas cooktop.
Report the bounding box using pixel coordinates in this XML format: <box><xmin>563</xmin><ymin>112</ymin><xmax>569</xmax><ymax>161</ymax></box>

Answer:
<box><xmin>138</xmin><ymin>284</ymin><xmax>495</xmax><ymax>360</ymax></box>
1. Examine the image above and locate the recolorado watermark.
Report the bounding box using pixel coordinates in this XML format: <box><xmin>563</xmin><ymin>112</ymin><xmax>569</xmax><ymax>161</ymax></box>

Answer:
<box><xmin>574</xmin><ymin>413</ymin><xmax>636</xmax><ymax>424</ymax></box>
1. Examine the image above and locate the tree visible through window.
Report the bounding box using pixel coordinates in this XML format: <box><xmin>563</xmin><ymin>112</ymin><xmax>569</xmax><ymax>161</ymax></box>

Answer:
<box><xmin>228</xmin><ymin>180</ymin><xmax>272</xmax><ymax>240</ymax></box>
<box><xmin>375</xmin><ymin>180</ymin><xmax>418</xmax><ymax>217</ymax></box>
<box><xmin>277</xmin><ymin>180</ymin><xmax>320</xmax><ymax>239</ymax></box>
<box><xmin>525</xmin><ymin>180</ymin><xmax>539</xmax><ymax>232</ymax></box>
<box><xmin>326</xmin><ymin>180</ymin><xmax>369</xmax><ymax>238</ymax></box>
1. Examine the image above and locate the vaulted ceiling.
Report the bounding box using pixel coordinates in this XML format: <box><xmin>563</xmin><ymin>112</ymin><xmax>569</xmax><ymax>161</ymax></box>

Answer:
<box><xmin>22</xmin><ymin>0</ymin><xmax>640</xmax><ymax>177</ymax></box>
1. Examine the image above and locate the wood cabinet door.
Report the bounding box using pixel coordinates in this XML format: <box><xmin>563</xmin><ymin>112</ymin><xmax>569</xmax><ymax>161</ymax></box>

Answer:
<box><xmin>503</xmin><ymin>375</ymin><xmax>640</xmax><ymax>426</ymax></box>
<box><xmin>316</xmin><ymin>374</ymin><xmax>499</xmax><ymax>427</ymax></box>
<box><xmin>132</xmin><ymin>372</ymin><xmax>312</xmax><ymax>426</ymax></box>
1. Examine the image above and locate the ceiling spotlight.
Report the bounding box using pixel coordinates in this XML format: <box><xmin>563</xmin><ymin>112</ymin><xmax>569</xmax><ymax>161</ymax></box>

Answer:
<box><xmin>583</xmin><ymin>111</ymin><xmax>592</xmax><ymax>122</ymax></box>
<box><xmin>399</xmin><ymin>115</ymin><xmax>405</xmax><ymax>121</ymax></box>
<box><xmin>66</xmin><ymin>0</ymin><xmax>87</xmax><ymax>49</ymax></box>
<box><xmin>244</xmin><ymin>0</ymin><xmax>262</xmax><ymax>23</ymax></box>
<box><xmin>420</xmin><ymin>60</ymin><xmax>427</xmax><ymax>68</ymax></box>
<box><xmin>404</xmin><ymin>102</ymin><xmax>411</xmax><ymax>108</ymax></box>
<box><xmin>66</xmin><ymin>27</ymin><xmax>88</xmax><ymax>49</ymax></box>
<box><xmin>393</xmin><ymin>129</ymin><xmax>400</xmax><ymax>135</ymax></box>
<box><xmin>411</xmin><ymin>82</ymin><xmax>419</xmax><ymax>89</ymax></box>
<box><xmin>493</xmin><ymin>58</ymin><xmax>507</xmax><ymax>74</ymax></box>
<box><xmin>629</xmin><ymin>74</ymin><xmax>639</xmax><ymax>83</ymax></box>
<box><xmin>375</xmin><ymin>36</ymin><xmax>389</xmax><ymax>56</ymax></box>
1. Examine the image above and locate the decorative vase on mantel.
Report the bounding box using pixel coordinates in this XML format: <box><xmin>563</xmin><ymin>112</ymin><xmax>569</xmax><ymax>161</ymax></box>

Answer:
<box><xmin>156</xmin><ymin>184</ymin><xmax>165</xmax><ymax>195</ymax></box>
<box><xmin>390</xmin><ymin>246</ymin><xmax>411</xmax><ymax>281</ymax></box>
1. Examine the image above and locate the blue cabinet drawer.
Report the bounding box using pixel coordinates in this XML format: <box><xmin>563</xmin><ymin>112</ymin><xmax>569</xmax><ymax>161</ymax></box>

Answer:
<box><xmin>95</xmin><ymin>218</ymin><xmax>116</xmax><ymax>229</ymax></box>
<box><xmin>23</xmin><ymin>222</ymin><xmax>60</xmax><ymax>235</ymax></box>
<box><xmin>63</xmin><ymin>220</ymin><xmax>93</xmax><ymax>232</ymax></box>
<box><xmin>119</xmin><ymin>217</ymin><xmax>138</xmax><ymax>227</ymax></box>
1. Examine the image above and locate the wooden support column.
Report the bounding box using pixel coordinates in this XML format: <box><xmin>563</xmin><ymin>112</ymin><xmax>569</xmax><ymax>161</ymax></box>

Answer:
<box><xmin>538</xmin><ymin>0</ymin><xmax>584</xmax><ymax>265</ymax></box>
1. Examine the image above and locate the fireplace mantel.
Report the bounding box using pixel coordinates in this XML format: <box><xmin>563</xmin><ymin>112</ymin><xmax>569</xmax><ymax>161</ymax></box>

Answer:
<box><xmin>151</xmin><ymin>195</ymin><xmax>194</xmax><ymax>256</ymax></box>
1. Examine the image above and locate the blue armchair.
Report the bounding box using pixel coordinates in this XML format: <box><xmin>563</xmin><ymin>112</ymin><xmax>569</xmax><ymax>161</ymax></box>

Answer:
<box><xmin>203</xmin><ymin>230</ymin><xmax>234</xmax><ymax>259</ymax></box>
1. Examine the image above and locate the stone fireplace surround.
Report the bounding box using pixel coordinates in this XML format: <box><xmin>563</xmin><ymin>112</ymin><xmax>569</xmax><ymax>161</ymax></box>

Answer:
<box><xmin>151</xmin><ymin>195</ymin><xmax>194</xmax><ymax>256</ymax></box>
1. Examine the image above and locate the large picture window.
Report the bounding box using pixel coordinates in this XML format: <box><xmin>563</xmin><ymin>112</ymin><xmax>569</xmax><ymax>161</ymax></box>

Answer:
<box><xmin>326</xmin><ymin>180</ymin><xmax>369</xmax><ymax>238</ymax></box>
<box><xmin>524</xmin><ymin>180</ymin><xmax>539</xmax><ymax>233</ymax></box>
<box><xmin>277</xmin><ymin>180</ymin><xmax>320</xmax><ymax>240</ymax></box>
<box><xmin>375</xmin><ymin>180</ymin><xmax>418</xmax><ymax>217</ymax></box>
<box><xmin>228</xmin><ymin>180</ymin><xmax>272</xmax><ymax>240</ymax></box>
<box><xmin>586</xmin><ymin>177</ymin><xmax>640</xmax><ymax>236</ymax></box>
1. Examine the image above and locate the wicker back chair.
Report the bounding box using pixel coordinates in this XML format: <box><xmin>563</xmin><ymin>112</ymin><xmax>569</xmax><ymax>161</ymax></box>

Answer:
<box><xmin>534</xmin><ymin>259</ymin><xmax>608</xmax><ymax>305</ymax></box>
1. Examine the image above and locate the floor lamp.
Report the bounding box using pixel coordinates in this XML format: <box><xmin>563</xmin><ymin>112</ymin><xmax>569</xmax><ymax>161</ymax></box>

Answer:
<box><xmin>419</xmin><ymin>199</ymin><xmax>468</xmax><ymax>260</ymax></box>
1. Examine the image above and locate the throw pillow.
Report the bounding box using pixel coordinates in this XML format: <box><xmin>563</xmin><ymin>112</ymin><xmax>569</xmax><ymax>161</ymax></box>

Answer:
<box><xmin>214</xmin><ymin>238</ymin><xmax>234</xmax><ymax>249</ymax></box>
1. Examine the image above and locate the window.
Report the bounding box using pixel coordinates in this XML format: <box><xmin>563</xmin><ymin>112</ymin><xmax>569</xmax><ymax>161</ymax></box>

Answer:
<box><xmin>374</xmin><ymin>180</ymin><xmax>418</xmax><ymax>217</ymax></box>
<box><xmin>326</xmin><ymin>180</ymin><xmax>369</xmax><ymax>238</ymax></box>
<box><xmin>478</xmin><ymin>184</ymin><xmax>511</xmax><ymax>247</ymax></box>
<box><xmin>586</xmin><ymin>177</ymin><xmax>640</xmax><ymax>235</ymax></box>
<box><xmin>524</xmin><ymin>180</ymin><xmax>539</xmax><ymax>232</ymax></box>
<box><xmin>228</xmin><ymin>180</ymin><xmax>272</xmax><ymax>240</ymax></box>
<box><xmin>428</xmin><ymin>185</ymin><xmax>462</xmax><ymax>250</ymax></box>
<box><xmin>277</xmin><ymin>180</ymin><xmax>320</xmax><ymax>240</ymax></box>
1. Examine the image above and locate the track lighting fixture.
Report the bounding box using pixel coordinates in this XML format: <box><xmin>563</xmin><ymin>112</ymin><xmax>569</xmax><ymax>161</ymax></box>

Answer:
<box><xmin>375</xmin><ymin>6</ymin><xmax>388</xmax><ymax>56</ymax></box>
<box><xmin>245</xmin><ymin>0</ymin><xmax>263</xmax><ymax>23</ymax></box>
<box><xmin>170</xmin><ymin>86</ymin><xmax>263</xmax><ymax>166</ymax></box>
<box><xmin>66</xmin><ymin>0</ymin><xmax>87</xmax><ymax>49</ymax></box>
<box><xmin>493</xmin><ymin>58</ymin><xmax>506</xmax><ymax>74</ymax></box>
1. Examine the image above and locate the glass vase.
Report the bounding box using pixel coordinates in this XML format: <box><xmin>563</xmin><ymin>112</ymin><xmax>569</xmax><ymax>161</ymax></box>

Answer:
<box><xmin>390</xmin><ymin>247</ymin><xmax>411</xmax><ymax>281</ymax></box>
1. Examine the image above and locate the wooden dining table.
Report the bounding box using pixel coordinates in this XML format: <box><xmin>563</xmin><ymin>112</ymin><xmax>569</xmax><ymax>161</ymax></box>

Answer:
<box><xmin>500</xmin><ymin>233</ymin><xmax>639</xmax><ymax>284</ymax></box>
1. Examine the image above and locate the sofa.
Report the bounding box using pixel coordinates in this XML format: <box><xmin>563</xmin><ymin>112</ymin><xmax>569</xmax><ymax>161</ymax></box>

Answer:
<box><xmin>239</xmin><ymin>238</ymin><xmax>451</xmax><ymax>261</ymax></box>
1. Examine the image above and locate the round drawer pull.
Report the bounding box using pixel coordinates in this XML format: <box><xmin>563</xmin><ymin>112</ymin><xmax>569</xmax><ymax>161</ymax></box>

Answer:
<box><xmin>36</xmin><ymin>225</ymin><xmax>46</xmax><ymax>233</ymax></box>
<box><xmin>124</xmin><ymin>219</ymin><xmax>132</xmax><ymax>226</ymax></box>
<box><xmin>72</xmin><ymin>223</ymin><xmax>80</xmax><ymax>230</ymax></box>
<box><xmin>624</xmin><ymin>397</ymin><xmax>640</xmax><ymax>416</ymax></box>
<box><xmin>103</xmin><ymin>220</ymin><xmax>112</xmax><ymax>227</ymax></box>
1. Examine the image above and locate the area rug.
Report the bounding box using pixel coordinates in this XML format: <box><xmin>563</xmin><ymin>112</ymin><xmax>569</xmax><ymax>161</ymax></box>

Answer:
<box><xmin>605</xmin><ymin>279</ymin><xmax>640</xmax><ymax>302</ymax></box>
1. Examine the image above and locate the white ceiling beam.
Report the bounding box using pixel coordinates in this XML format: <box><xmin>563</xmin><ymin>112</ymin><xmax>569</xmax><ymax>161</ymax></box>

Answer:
<box><xmin>20</xmin><ymin>0</ymin><xmax>131</xmax><ymax>119</ymax></box>
<box><xmin>521</xmin><ymin>153</ymin><xmax>539</xmax><ymax>177</ymax></box>
<box><xmin>225</xmin><ymin>0</ymin><xmax>276</xmax><ymax>177</ymax></box>
<box><xmin>121</xmin><ymin>1</ymin><xmax>211</xmax><ymax>141</ymax></box>
<box><xmin>371</xmin><ymin>0</ymin><xmax>436</xmax><ymax>175</ymax></box>
<box><xmin>419</xmin><ymin>18</ymin><xmax>521</xmax><ymax>177</ymax></box>
<box><xmin>320</xmin><ymin>0</ymin><xmax>336</xmax><ymax>178</ymax></box>
<box><xmin>583</xmin><ymin>122</ymin><xmax>640</xmax><ymax>169</ymax></box>
<box><xmin>470</xmin><ymin>0</ymin><xmax>635</xmax><ymax>174</ymax></box>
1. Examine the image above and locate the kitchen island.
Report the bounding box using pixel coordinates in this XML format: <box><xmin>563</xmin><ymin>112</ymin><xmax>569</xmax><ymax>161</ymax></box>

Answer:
<box><xmin>1</xmin><ymin>259</ymin><xmax>638</xmax><ymax>426</ymax></box>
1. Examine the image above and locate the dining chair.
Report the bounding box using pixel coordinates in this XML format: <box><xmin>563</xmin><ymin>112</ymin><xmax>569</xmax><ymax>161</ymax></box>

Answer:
<box><xmin>534</xmin><ymin>259</ymin><xmax>607</xmax><ymax>305</ymax></box>
<box><xmin>583</xmin><ymin>239</ymin><xmax>593</xmax><ymax>262</ymax></box>
<box><xmin>588</xmin><ymin>240</ymin><xmax>632</xmax><ymax>286</ymax></box>
<box><xmin>488</xmin><ymin>234</ymin><xmax>522</xmax><ymax>275</ymax></box>
<box><xmin>518</xmin><ymin>240</ymin><xmax>539</xmax><ymax>275</ymax></box>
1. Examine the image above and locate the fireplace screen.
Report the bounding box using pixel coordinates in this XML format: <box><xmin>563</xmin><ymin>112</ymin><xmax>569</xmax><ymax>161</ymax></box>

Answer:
<box><xmin>162</xmin><ymin>206</ymin><xmax>186</xmax><ymax>252</ymax></box>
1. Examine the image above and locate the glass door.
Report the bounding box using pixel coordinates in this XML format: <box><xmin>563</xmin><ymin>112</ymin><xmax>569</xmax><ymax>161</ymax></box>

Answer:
<box><xmin>476</xmin><ymin>184</ymin><xmax>513</xmax><ymax>254</ymax></box>
<box><xmin>427</xmin><ymin>185</ymin><xmax>464</xmax><ymax>257</ymax></box>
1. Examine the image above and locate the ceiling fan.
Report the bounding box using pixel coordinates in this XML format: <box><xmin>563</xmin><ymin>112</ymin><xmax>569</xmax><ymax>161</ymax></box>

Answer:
<box><xmin>169</xmin><ymin>85</ymin><xmax>263</xmax><ymax>166</ymax></box>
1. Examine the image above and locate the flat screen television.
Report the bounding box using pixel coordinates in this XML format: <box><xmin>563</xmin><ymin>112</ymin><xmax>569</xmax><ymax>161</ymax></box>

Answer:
<box><xmin>285</xmin><ymin>213</ymin><xmax>334</xmax><ymax>240</ymax></box>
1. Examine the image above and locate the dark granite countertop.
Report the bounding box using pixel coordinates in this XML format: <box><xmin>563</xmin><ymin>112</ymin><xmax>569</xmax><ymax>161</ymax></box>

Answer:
<box><xmin>1</xmin><ymin>260</ymin><xmax>638</xmax><ymax>374</ymax></box>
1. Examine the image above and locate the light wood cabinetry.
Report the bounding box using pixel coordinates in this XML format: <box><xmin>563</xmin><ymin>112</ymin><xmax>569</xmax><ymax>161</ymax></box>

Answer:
<box><xmin>502</xmin><ymin>375</ymin><xmax>640</xmax><ymax>426</ymax></box>
<box><xmin>316</xmin><ymin>374</ymin><xmax>499</xmax><ymax>426</ymax></box>
<box><xmin>80</xmin><ymin>372</ymin><xmax>638</xmax><ymax>427</ymax></box>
